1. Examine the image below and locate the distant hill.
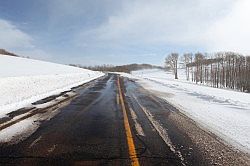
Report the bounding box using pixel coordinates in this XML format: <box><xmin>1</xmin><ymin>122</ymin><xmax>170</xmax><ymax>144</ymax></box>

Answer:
<box><xmin>0</xmin><ymin>49</ymin><xmax>19</xmax><ymax>57</ymax></box>
<box><xmin>72</xmin><ymin>63</ymin><xmax>164</xmax><ymax>73</ymax></box>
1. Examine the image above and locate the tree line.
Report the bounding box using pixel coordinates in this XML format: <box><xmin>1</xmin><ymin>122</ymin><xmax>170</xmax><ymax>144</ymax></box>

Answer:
<box><xmin>0</xmin><ymin>49</ymin><xmax>19</xmax><ymax>57</ymax></box>
<box><xmin>69</xmin><ymin>63</ymin><xmax>163</xmax><ymax>73</ymax></box>
<box><xmin>165</xmin><ymin>52</ymin><xmax>250</xmax><ymax>92</ymax></box>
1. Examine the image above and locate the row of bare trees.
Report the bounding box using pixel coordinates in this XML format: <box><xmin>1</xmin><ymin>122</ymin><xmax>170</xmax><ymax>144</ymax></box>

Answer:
<box><xmin>165</xmin><ymin>52</ymin><xmax>250</xmax><ymax>92</ymax></box>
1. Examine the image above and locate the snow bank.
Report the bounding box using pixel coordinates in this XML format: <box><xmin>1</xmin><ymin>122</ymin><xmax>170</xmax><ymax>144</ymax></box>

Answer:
<box><xmin>0</xmin><ymin>55</ymin><xmax>104</xmax><ymax>116</ymax></box>
<box><xmin>123</xmin><ymin>69</ymin><xmax>250</xmax><ymax>153</ymax></box>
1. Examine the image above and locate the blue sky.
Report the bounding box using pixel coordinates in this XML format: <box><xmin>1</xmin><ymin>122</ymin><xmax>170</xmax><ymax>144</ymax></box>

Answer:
<box><xmin>0</xmin><ymin>0</ymin><xmax>250</xmax><ymax>66</ymax></box>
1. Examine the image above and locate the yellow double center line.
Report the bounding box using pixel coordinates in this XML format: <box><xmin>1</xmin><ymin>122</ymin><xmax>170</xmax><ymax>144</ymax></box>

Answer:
<box><xmin>117</xmin><ymin>77</ymin><xmax>140</xmax><ymax>166</ymax></box>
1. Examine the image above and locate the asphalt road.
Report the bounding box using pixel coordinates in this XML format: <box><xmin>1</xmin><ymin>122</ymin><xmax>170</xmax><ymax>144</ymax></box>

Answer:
<box><xmin>0</xmin><ymin>74</ymin><xmax>213</xmax><ymax>165</ymax></box>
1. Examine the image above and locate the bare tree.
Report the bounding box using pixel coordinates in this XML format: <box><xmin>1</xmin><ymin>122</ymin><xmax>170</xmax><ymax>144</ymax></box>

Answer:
<box><xmin>183</xmin><ymin>53</ymin><xmax>193</xmax><ymax>81</ymax></box>
<box><xmin>165</xmin><ymin>53</ymin><xmax>179</xmax><ymax>79</ymax></box>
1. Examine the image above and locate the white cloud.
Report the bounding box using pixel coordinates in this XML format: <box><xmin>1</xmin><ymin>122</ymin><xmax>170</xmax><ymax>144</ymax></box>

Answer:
<box><xmin>0</xmin><ymin>19</ymin><xmax>34</xmax><ymax>49</ymax></box>
<box><xmin>206</xmin><ymin>0</ymin><xmax>250</xmax><ymax>53</ymax></box>
<box><xmin>79</xmin><ymin>1</ymin><xmax>232</xmax><ymax>43</ymax></box>
<box><xmin>78</xmin><ymin>0</ymin><xmax>250</xmax><ymax>54</ymax></box>
<box><xmin>0</xmin><ymin>18</ymin><xmax>52</xmax><ymax>60</ymax></box>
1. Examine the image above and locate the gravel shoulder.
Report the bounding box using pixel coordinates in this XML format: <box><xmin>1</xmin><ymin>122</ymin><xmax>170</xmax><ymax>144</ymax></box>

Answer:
<box><xmin>168</xmin><ymin>107</ymin><xmax>250</xmax><ymax>166</ymax></box>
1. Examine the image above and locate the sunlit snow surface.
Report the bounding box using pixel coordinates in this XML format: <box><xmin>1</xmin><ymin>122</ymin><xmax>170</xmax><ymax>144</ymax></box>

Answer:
<box><xmin>0</xmin><ymin>55</ymin><xmax>104</xmax><ymax>116</ymax></box>
<box><xmin>121</xmin><ymin>69</ymin><xmax>250</xmax><ymax>153</ymax></box>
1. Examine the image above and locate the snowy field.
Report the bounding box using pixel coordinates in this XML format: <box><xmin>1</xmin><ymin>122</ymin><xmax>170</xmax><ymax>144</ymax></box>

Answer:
<box><xmin>0</xmin><ymin>55</ymin><xmax>104</xmax><ymax>117</ymax></box>
<box><xmin>122</xmin><ymin>69</ymin><xmax>250</xmax><ymax>153</ymax></box>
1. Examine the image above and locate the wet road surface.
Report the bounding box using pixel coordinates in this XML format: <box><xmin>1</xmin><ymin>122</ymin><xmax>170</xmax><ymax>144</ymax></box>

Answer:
<box><xmin>0</xmin><ymin>74</ymin><xmax>210</xmax><ymax>165</ymax></box>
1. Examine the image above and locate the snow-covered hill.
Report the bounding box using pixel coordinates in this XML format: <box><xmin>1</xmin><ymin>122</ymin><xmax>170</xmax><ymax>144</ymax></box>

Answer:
<box><xmin>0</xmin><ymin>55</ymin><xmax>104</xmax><ymax>116</ymax></box>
